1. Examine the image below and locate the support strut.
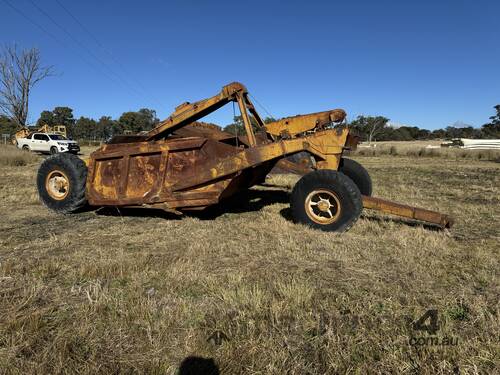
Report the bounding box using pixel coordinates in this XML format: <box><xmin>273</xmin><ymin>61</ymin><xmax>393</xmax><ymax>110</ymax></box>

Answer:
<box><xmin>362</xmin><ymin>196</ymin><xmax>454</xmax><ymax>229</ymax></box>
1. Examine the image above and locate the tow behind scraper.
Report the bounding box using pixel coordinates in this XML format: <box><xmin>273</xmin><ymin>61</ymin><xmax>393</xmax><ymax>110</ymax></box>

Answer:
<box><xmin>36</xmin><ymin>82</ymin><xmax>453</xmax><ymax>232</ymax></box>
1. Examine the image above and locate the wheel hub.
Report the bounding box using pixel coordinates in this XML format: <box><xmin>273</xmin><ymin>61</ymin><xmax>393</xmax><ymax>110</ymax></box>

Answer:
<box><xmin>45</xmin><ymin>170</ymin><xmax>69</xmax><ymax>200</ymax></box>
<box><xmin>317</xmin><ymin>199</ymin><xmax>330</xmax><ymax>212</ymax></box>
<box><xmin>305</xmin><ymin>189</ymin><xmax>341</xmax><ymax>225</ymax></box>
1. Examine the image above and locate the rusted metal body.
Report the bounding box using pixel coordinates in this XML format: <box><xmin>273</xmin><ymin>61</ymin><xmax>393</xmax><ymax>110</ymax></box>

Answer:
<box><xmin>86</xmin><ymin>82</ymin><xmax>347</xmax><ymax>210</ymax></box>
<box><xmin>84</xmin><ymin>82</ymin><xmax>453</xmax><ymax>228</ymax></box>
<box><xmin>362</xmin><ymin>196</ymin><xmax>454</xmax><ymax>228</ymax></box>
<box><xmin>86</xmin><ymin>126</ymin><xmax>349</xmax><ymax>210</ymax></box>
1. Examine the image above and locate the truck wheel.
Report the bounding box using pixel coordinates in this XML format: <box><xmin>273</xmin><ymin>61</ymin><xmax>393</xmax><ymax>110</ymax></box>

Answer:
<box><xmin>22</xmin><ymin>145</ymin><xmax>30</xmax><ymax>152</ymax></box>
<box><xmin>50</xmin><ymin>146</ymin><xmax>58</xmax><ymax>155</ymax></box>
<box><xmin>339</xmin><ymin>158</ymin><xmax>372</xmax><ymax>196</ymax></box>
<box><xmin>37</xmin><ymin>153</ymin><xmax>87</xmax><ymax>213</ymax></box>
<box><xmin>291</xmin><ymin>170</ymin><xmax>362</xmax><ymax>232</ymax></box>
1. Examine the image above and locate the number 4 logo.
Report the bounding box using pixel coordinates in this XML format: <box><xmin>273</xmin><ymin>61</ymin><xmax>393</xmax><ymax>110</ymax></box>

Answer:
<box><xmin>412</xmin><ymin>309</ymin><xmax>439</xmax><ymax>335</ymax></box>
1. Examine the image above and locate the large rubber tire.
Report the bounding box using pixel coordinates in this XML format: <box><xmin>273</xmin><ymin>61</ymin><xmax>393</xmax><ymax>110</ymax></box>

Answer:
<box><xmin>291</xmin><ymin>170</ymin><xmax>362</xmax><ymax>232</ymax></box>
<box><xmin>37</xmin><ymin>153</ymin><xmax>87</xmax><ymax>213</ymax></box>
<box><xmin>22</xmin><ymin>145</ymin><xmax>30</xmax><ymax>152</ymax></box>
<box><xmin>50</xmin><ymin>146</ymin><xmax>58</xmax><ymax>155</ymax></box>
<box><xmin>339</xmin><ymin>158</ymin><xmax>372</xmax><ymax>196</ymax></box>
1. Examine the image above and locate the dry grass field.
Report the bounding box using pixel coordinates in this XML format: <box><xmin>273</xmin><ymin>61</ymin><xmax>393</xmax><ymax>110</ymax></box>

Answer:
<box><xmin>0</xmin><ymin>143</ymin><xmax>499</xmax><ymax>374</ymax></box>
<box><xmin>354</xmin><ymin>141</ymin><xmax>500</xmax><ymax>161</ymax></box>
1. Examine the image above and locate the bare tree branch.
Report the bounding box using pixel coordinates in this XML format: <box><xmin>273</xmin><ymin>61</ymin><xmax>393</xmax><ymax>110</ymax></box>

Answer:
<box><xmin>368</xmin><ymin>118</ymin><xmax>385</xmax><ymax>144</ymax></box>
<box><xmin>0</xmin><ymin>45</ymin><xmax>54</xmax><ymax>126</ymax></box>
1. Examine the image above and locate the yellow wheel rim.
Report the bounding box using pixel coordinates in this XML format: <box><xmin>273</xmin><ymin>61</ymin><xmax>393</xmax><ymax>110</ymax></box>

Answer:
<box><xmin>45</xmin><ymin>170</ymin><xmax>69</xmax><ymax>200</ymax></box>
<box><xmin>305</xmin><ymin>189</ymin><xmax>342</xmax><ymax>225</ymax></box>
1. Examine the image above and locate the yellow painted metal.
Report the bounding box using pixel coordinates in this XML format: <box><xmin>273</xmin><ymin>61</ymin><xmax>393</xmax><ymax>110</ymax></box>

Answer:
<box><xmin>236</xmin><ymin>93</ymin><xmax>257</xmax><ymax>146</ymax></box>
<box><xmin>45</xmin><ymin>170</ymin><xmax>70</xmax><ymax>200</ymax></box>
<box><xmin>362</xmin><ymin>196</ymin><xmax>454</xmax><ymax>228</ymax></box>
<box><xmin>37</xmin><ymin>124</ymin><xmax>67</xmax><ymax>137</ymax></box>
<box><xmin>12</xmin><ymin>127</ymin><xmax>30</xmax><ymax>144</ymax></box>
<box><xmin>264</xmin><ymin>109</ymin><xmax>346</xmax><ymax>138</ymax></box>
<box><xmin>145</xmin><ymin>82</ymin><xmax>248</xmax><ymax>140</ymax></box>
<box><xmin>171</xmin><ymin>128</ymin><xmax>348</xmax><ymax>191</ymax></box>
<box><xmin>305</xmin><ymin>189</ymin><xmax>342</xmax><ymax>224</ymax></box>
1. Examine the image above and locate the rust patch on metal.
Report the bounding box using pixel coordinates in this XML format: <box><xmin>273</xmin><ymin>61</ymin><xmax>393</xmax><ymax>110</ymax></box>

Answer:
<box><xmin>362</xmin><ymin>196</ymin><xmax>454</xmax><ymax>228</ymax></box>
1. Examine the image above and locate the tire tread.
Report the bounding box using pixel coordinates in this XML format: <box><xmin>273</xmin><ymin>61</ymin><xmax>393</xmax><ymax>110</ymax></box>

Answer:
<box><xmin>339</xmin><ymin>158</ymin><xmax>372</xmax><ymax>196</ymax></box>
<box><xmin>291</xmin><ymin>169</ymin><xmax>362</xmax><ymax>232</ymax></box>
<box><xmin>37</xmin><ymin>153</ymin><xmax>87</xmax><ymax>213</ymax></box>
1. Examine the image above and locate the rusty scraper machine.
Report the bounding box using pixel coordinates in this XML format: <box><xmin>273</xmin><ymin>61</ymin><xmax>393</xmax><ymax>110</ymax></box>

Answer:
<box><xmin>37</xmin><ymin>82</ymin><xmax>453</xmax><ymax>232</ymax></box>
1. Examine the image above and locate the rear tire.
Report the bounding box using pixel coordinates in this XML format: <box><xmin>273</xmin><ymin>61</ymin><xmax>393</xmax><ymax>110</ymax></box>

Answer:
<box><xmin>37</xmin><ymin>153</ymin><xmax>87</xmax><ymax>213</ymax></box>
<box><xmin>339</xmin><ymin>158</ymin><xmax>372</xmax><ymax>196</ymax></box>
<box><xmin>291</xmin><ymin>170</ymin><xmax>362</xmax><ymax>232</ymax></box>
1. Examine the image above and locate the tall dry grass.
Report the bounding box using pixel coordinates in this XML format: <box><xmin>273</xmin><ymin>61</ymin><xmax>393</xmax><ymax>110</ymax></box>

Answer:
<box><xmin>0</xmin><ymin>145</ymin><xmax>40</xmax><ymax>166</ymax></box>
<box><xmin>352</xmin><ymin>144</ymin><xmax>500</xmax><ymax>161</ymax></box>
<box><xmin>0</xmin><ymin>154</ymin><xmax>498</xmax><ymax>374</ymax></box>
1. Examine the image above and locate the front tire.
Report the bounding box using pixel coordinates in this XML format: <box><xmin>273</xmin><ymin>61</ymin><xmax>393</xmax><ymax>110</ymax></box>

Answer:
<box><xmin>291</xmin><ymin>170</ymin><xmax>362</xmax><ymax>232</ymax></box>
<box><xmin>37</xmin><ymin>153</ymin><xmax>87</xmax><ymax>213</ymax></box>
<box><xmin>50</xmin><ymin>146</ymin><xmax>58</xmax><ymax>155</ymax></box>
<box><xmin>22</xmin><ymin>145</ymin><xmax>30</xmax><ymax>152</ymax></box>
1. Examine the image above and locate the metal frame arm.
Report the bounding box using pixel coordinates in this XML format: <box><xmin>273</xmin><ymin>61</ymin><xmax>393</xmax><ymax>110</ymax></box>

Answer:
<box><xmin>236</xmin><ymin>92</ymin><xmax>257</xmax><ymax>146</ymax></box>
<box><xmin>145</xmin><ymin>82</ymin><xmax>249</xmax><ymax>140</ymax></box>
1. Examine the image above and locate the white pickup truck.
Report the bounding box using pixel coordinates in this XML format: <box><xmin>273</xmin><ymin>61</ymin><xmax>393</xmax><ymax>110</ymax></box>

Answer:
<box><xmin>16</xmin><ymin>133</ymin><xmax>80</xmax><ymax>154</ymax></box>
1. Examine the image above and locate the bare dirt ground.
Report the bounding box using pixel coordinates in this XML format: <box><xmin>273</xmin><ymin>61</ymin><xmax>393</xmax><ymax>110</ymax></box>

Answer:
<box><xmin>0</xmin><ymin>144</ymin><xmax>498</xmax><ymax>374</ymax></box>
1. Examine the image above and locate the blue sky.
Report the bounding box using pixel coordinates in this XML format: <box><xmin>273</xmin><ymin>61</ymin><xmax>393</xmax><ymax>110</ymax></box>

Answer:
<box><xmin>1</xmin><ymin>0</ymin><xmax>498</xmax><ymax>129</ymax></box>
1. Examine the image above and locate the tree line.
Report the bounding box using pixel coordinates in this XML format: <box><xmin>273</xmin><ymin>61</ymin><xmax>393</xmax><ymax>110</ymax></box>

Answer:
<box><xmin>36</xmin><ymin>106</ymin><xmax>159</xmax><ymax>140</ymax></box>
<box><xmin>1</xmin><ymin>104</ymin><xmax>499</xmax><ymax>141</ymax></box>
<box><xmin>0</xmin><ymin>106</ymin><xmax>160</xmax><ymax>141</ymax></box>
<box><xmin>1</xmin><ymin>45</ymin><xmax>499</xmax><ymax>142</ymax></box>
<box><xmin>349</xmin><ymin>106</ymin><xmax>500</xmax><ymax>143</ymax></box>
